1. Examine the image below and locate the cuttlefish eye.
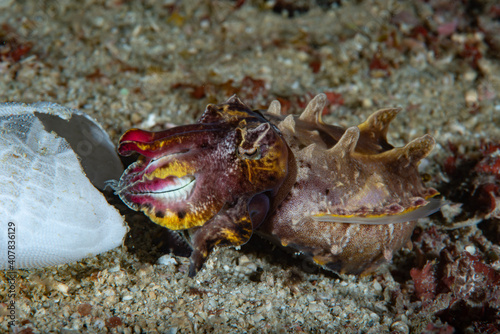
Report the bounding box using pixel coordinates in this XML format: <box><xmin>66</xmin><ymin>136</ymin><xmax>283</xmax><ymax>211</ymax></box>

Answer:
<box><xmin>237</xmin><ymin>146</ymin><xmax>261</xmax><ymax>160</ymax></box>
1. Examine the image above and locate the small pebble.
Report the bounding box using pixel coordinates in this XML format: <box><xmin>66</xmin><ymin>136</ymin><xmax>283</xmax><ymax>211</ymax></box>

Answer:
<box><xmin>362</xmin><ymin>98</ymin><xmax>373</xmax><ymax>108</ymax></box>
<box><xmin>390</xmin><ymin>321</ymin><xmax>409</xmax><ymax>334</ymax></box>
<box><xmin>372</xmin><ymin>280</ymin><xmax>382</xmax><ymax>293</ymax></box>
<box><xmin>131</xmin><ymin>112</ymin><xmax>142</xmax><ymax>124</ymax></box>
<box><xmin>464</xmin><ymin>71</ymin><xmax>477</xmax><ymax>81</ymax></box>
<box><xmin>465</xmin><ymin>89</ymin><xmax>478</xmax><ymax>106</ymax></box>
<box><xmin>465</xmin><ymin>245</ymin><xmax>476</xmax><ymax>255</ymax></box>
<box><xmin>157</xmin><ymin>255</ymin><xmax>177</xmax><ymax>266</ymax></box>
<box><xmin>54</xmin><ymin>282</ymin><xmax>69</xmax><ymax>294</ymax></box>
<box><xmin>0</xmin><ymin>0</ymin><xmax>14</xmax><ymax>8</ymax></box>
<box><xmin>105</xmin><ymin>316</ymin><xmax>122</xmax><ymax>328</ymax></box>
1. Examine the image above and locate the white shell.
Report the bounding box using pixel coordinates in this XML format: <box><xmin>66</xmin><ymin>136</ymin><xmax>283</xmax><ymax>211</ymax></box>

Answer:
<box><xmin>0</xmin><ymin>102</ymin><xmax>127</xmax><ymax>269</ymax></box>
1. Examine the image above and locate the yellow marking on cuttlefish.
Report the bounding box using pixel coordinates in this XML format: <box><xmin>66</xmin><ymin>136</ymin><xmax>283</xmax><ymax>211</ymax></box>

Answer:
<box><xmin>312</xmin><ymin>204</ymin><xmax>417</xmax><ymax>220</ymax></box>
<box><xmin>144</xmin><ymin>160</ymin><xmax>195</xmax><ymax>180</ymax></box>
<box><xmin>312</xmin><ymin>194</ymin><xmax>442</xmax><ymax>224</ymax></box>
<box><xmin>145</xmin><ymin>207</ymin><xmax>215</xmax><ymax>230</ymax></box>
<box><xmin>242</xmin><ymin>140</ymin><xmax>288</xmax><ymax>184</ymax></box>
<box><xmin>313</xmin><ymin>208</ymin><xmax>411</xmax><ymax>220</ymax></box>
<box><xmin>132</xmin><ymin>137</ymin><xmax>183</xmax><ymax>152</ymax></box>
<box><xmin>313</xmin><ymin>256</ymin><xmax>327</xmax><ymax>266</ymax></box>
<box><xmin>244</xmin><ymin>159</ymin><xmax>281</xmax><ymax>183</ymax></box>
<box><xmin>221</xmin><ymin>106</ymin><xmax>252</xmax><ymax>119</ymax></box>
<box><xmin>219</xmin><ymin>228</ymin><xmax>247</xmax><ymax>245</ymax></box>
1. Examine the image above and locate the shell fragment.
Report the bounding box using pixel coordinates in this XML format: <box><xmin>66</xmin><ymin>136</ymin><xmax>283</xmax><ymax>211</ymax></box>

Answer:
<box><xmin>0</xmin><ymin>102</ymin><xmax>127</xmax><ymax>269</ymax></box>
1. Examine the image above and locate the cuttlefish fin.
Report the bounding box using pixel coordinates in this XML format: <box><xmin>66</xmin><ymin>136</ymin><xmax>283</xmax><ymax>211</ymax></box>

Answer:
<box><xmin>312</xmin><ymin>198</ymin><xmax>445</xmax><ymax>225</ymax></box>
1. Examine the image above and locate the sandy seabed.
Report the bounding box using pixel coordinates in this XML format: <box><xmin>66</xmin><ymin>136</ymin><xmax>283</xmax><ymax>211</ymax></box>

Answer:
<box><xmin>1</xmin><ymin>0</ymin><xmax>500</xmax><ymax>333</ymax></box>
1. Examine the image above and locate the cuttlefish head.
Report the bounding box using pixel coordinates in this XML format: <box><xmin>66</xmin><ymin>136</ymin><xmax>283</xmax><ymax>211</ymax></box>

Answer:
<box><xmin>113</xmin><ymin>96</ymin><xmax>289</xmax><ymax>236</ymax></box>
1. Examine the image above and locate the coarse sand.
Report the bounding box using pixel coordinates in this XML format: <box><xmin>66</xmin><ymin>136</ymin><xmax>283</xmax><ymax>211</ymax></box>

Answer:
<box><xmin>1</xmin><ymin>0</ymin><xmax>500</xmax><ymax>333</ymax></box>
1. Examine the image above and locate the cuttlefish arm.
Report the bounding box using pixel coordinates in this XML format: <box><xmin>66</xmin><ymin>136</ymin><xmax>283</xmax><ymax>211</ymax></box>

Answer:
<box><xmin>188</xmin><ymin>193</ymin><xmax>270</xmax><ymax>277</ymax></box>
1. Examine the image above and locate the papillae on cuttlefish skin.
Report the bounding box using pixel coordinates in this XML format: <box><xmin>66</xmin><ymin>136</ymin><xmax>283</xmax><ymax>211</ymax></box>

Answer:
<box><xmin>111</xmin><ymin>94</ymin><xmax>441</xmax><ymax>277</ymax></box>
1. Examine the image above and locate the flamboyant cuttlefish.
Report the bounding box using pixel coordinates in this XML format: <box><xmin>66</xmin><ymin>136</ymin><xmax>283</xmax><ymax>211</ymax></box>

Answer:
<box><xmin>111</xmin><ymin>94</ymin><xmax>441</xmax><ymax>277</ymax></box>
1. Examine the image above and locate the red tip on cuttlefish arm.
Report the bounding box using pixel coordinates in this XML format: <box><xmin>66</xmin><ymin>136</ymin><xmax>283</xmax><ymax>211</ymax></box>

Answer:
<box><xmin>117</xmin><ymin>124</ymin><xmax>226</xmax><ymax>157</ymax></box>
<box><xmin>312</xmin><ymin>198</ymin><xmax>446</xmax><ymax>225</ymax></box>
